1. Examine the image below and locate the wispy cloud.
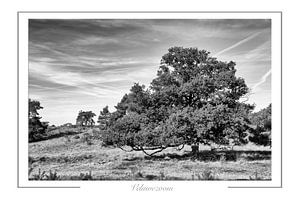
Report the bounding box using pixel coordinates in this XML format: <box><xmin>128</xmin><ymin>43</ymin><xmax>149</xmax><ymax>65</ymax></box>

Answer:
<box><xmin>251</xmin><ymin>69</ymin><xmax>272</xmax><ymax>92</ymax></box>
<box><xmin>213</xmin><ymin>32</ymin><xmax>261</xmax><ymax>56</ymax></box>
<box><xmin>244</xmin><ymin>40</ymin><xmax>271</xmax><ymax>61</ymax></box>
<box><xmin>29</xmin><ymin>19</ymin><xmax>271</xmax><ymax>124</ymax></box>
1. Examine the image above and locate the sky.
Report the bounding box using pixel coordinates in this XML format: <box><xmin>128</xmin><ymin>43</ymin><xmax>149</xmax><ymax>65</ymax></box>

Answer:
<box><xmin>29</xmin><ymin>19</ymin><xmax>271</xmax><ymax>125</ymax></box>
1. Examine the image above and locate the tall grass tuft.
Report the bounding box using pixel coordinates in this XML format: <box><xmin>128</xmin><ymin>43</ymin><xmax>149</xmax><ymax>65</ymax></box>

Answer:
<box><xmin>29</xmin><ymin>169</ymin><xmax>60</xmax><ymax>180</ymax></box>
<box><xmin>196</xmin><ymin>169</ymin><xmax>217</xmax><ymax>180</ymax></box>
<box><xmin>249</xmin><ymin>171</ymin><xmax>263</xmax><ymax>180</ymax></box>
<box><xmin>79</xmin><ymin>171</ymin><xmax>93</xmax><ymax>180</ymax></box>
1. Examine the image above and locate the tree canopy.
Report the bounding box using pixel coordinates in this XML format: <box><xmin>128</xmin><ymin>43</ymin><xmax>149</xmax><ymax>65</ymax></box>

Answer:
<box><xmin>250</xmin><ymin>104</ymin><xmax>271</xmax><ymax>132</ymax></box>
<box><xmin>103</xmin><ymin>47</ymin><xmax>255</xmax><ymax>155</ymax></box>
<box><xmin>76</xmin><ymin>111</ymin><xmax>96</xmax><ymax>126</ymax></box>
<box><xmin>28</xmin><ymin>99</ymin><xmax>48</xmax><ymax>142</ymax></box>
<box><xmin>249</xmin><ymin>104</ymin><xmax>272</xmax><ymax>147</ymax></box>
<box><xmin>29</xmin><ymin>98</ymin><xmax>43</xmax><ymax>119</ymax></box>
<box><xmin>97</xmin><ymin>106</ymin><xmax>111</xmax><ymax>129</ymax></box>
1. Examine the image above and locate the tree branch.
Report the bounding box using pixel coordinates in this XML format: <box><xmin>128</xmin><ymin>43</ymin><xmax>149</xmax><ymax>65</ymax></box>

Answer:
<box><xmin>176</xmin><ymin>144</ymin><xmax>185</xmax><ymax>151</ymax></box>
<box><xmin>118</xmin><ymin>146</ymin><xmax>134</xmax><ymax>152</ymax></box>
<box><xmin>118</xmin><ymin>144</ymin><xmax>184</xmax><ymax>156</ymax></box>
<box><xmin>140</xmin><ymin>146</ymin><xmax>166</xmax><ymax>156</ymax></box>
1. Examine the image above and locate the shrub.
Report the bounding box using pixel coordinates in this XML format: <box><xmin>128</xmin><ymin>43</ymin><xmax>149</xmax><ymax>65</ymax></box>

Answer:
<box><xmin>249</xmin><ymin>104</ymin><xmax>272</xmax><ymax>147</ymax></box>
<box><xmin>197</xmin><ymin>169</ymin><xmax>217</xmax><ymax>180</ymax></box>
<box><xmin>81</xmin><ymin>133</ymin><xmax>93</xmax><ymax>145</ymax></box>
<box><xmin>47</xmin><ymin>170</ymin><xmax>60</xmax><ymax>180</ymax></box>
<box><xmin>159</xmin><ymin>171</ymin><xmax>166</xmax><ymax>180</ymax></box>
<box><xmin>30</xmin><ymin>168</ymin><xmax>46</xmax><ymax>180</ymax></box>
<box><xmin>101</xmin><ymin>129</ymin><xmax>115</xmax><ymax>146</ymax></box>
<box><xmin>91</xmin><ymin>128</ymin><xmax>102</xmax><ymax>139</ymax></box>
<box><xmin>79</xmin><ymin>171</ymin><xmax>93</xmax><ymax>180</ymax></box>
<box><xmin>249</xmin><ymin>129</ymin><xmax>271</xmax><ymax>147</ymax></box>
<box><xmin>64</xmin><ymin>135</ymin><xmax>71</xmax><ymax>143</ymax></box>
<box><xmin>145</xmin><ymin>174</ymin><xmax>157</xmax><ymax>180</ymax></box>
<box><xmin>28</xmin><ymin>156</ymin><xmax>35</xmax><ymax>165</ymax></box>
<box><xmin>249</xmin><ymin>171</ymin><xmax>263</xmax><ymax>180</ymax></box>
<box><xmin>136</xmin><ymin>171</ymin><xmax>144</xmax><ymax>178</ymax></box>
<box><xmin>73</xmin><ymin>135</ymin><xmax>80</xmax><ymax>139</ymax></box>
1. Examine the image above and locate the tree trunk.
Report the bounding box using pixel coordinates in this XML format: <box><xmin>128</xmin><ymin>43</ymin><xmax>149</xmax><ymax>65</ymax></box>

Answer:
<box><xmin>191</xmin><ymin>143</ymin><xmax>199</xmax><ymax>154</ymax></box>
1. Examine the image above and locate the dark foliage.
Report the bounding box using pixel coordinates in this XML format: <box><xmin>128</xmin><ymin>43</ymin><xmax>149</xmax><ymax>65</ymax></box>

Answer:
<box><xmin>104</xmin><ymin>47</ymin><xmax>254</xmax><ymax>155</ymax></box>
<box><xmin>76</xmin><ymin>110</ymin><xmax>96</xmax><ymax>126</ymax></box>
<box><xmin>249</xmin><ymin>104</ymin><xmax>272</xmax><ymax>146</ymax></box>
<box><xmin>28</xmin><ymin>99</ymin><xmax>48</xmax><ymax>142</ymax></box>
<box><xmin>97</xmin><ymin>106</ymin><xmax>111</xmax><ymax>129</ymax></box>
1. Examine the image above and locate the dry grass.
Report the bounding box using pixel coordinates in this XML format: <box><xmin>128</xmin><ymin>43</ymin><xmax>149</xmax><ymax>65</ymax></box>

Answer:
<box><xmin>29</xmin><ymin>130</ymin><xmax>271</xmax><ymax>180</ymax></box>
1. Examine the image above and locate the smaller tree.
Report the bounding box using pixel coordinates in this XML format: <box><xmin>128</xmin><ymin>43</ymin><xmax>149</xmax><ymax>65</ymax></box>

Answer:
<box><xmin>97</xmin><ymin>106</ymin><xmax>111</xmax><ymax>129</ymax></box>
<box><xmin>86</xmin><ymin>111</ymin><xmax>96</xmax><ymax>126</ymax></box>
<box><xmin>250</xmin><ymin>104</ymin><xmax>271</xmax><ymax>130</ymax></box>
<box><xmin>29</xmin><ymin>99</ymin><xmax>43</xmax><ymax>118</ymax></box>
<box><xmin>249</xmin><ymin>104</ymin><xmax>272</xmax><ymax>147</ymax></box>
<box><xmin>28</xmin><ymin>99</ymin><xmax>48</xmax><ymax>142</ymax></box>
<box><xmin>76</xmin><ymin>111</ymin><xmax>84</xmax><ymax>126</ymax></box>
<box><xmin>76</xmin><ymin>111</ymin><xmax>96</xmax><ymax>126</ymax></box>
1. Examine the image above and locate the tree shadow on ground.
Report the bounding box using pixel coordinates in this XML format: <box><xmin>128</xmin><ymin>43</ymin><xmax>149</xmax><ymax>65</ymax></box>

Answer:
<box><xmin>142</xmin><ymin>150</ymin><xmax>271</xmax><ymax>162</ymax></box>
<box><xmin>29</xmin><ymin>130</ymin><xmax>83</xmax><ymax>143</ymax></box>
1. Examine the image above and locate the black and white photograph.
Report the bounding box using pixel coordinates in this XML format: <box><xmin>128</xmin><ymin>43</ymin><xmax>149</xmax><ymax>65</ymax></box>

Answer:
<box><xmin>26</xmin><ymin>17</ymin><xmax>274</xmax><ymax>181</ymax></box>
<box><xmin>4</xmin><ymin>0</ymin><xmax>300</xmax><ymax>197</ymax></box>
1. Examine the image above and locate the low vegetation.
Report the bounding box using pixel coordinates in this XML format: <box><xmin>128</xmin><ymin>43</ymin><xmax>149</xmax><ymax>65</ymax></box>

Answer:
<box><xmin>29</xmin><ymin>134</ymin><xmax>271</xmax><ymax>180</ymax></box>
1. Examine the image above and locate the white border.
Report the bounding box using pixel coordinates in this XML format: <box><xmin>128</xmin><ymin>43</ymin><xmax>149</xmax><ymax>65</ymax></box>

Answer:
<box><xmin>18</xmin><ymin>12</ymin><xmax>282</xmax><ymax>189</ymax></box>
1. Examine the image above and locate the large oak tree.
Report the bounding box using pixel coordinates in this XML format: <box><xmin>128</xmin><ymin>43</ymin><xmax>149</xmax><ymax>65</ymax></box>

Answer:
<box><xmin>107</xmin><ymin>47</ymin><xmax>254</xmax><ymax>156</ymax></box>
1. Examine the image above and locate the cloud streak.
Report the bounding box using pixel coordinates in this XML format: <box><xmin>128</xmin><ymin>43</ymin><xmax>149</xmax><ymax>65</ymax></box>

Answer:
<box><xmin>251</xmin><ymin>69</ymin><xmax>272</xmax><ymax>92</ymax></box>
<box><xmin>214</xmin><ymin>32</ymin><xmax>261</xmax><ymax>56</ymax></box>
<box><xmin>29</xmin><ymin>19</ymin><xmax>271</xmax><ymax>124</ymax></box>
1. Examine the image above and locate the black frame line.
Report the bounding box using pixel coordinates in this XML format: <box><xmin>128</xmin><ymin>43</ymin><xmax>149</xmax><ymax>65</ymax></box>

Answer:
<box><xmin>17</xmin><ymin>11</ymin><xmax>282</xmax><ymax>189</ymax></box>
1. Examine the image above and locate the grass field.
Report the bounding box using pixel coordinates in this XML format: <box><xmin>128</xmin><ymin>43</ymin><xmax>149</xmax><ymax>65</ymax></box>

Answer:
<box><xmin>28</xmin><ymin>128</ymin><xmax>271</xmax><ymax>181</ymax></box>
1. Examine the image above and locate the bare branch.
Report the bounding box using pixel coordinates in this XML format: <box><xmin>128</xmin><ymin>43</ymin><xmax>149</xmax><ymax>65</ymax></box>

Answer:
<box><xmin>140</xmin><ymin>147</ymin><xmax>166</xmax><ymax>156</ymax></box>
<box><xmin>176</xmin><ymin>144</ymin><xmax>185</xmax><ymax>151</ymax></box>
<box><xmin>118</xmin><ymin>144</ymin><xmax>184</xmax><ymax>156</ymax></box>
<box><xmin>118</xmin><ymin>146</ymin><xmax>134</xmax><ymax>152</ymax></box>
